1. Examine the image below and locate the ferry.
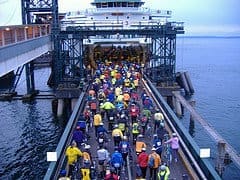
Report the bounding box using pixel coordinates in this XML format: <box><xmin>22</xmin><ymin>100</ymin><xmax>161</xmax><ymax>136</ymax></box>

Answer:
<box><xmin>44</xmin><ymin>1</ymin><xmax>222</xmax><ymax>179</ymax></box>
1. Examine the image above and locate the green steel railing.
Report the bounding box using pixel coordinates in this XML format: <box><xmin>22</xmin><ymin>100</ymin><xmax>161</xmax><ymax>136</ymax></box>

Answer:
<box><xmin>144</xmin><ymin>75</ymin><xmax>221</xmax><ymax>180</ymax></box>
<box><xmin>44</xmin><ymin>93</ymin><xmax>85</xmax><ymax>180</ymax></box>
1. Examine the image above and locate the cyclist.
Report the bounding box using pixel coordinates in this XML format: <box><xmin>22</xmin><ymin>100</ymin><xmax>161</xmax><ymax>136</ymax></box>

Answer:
<box><xmin>135</xmin><ymin>134</ymin><xmax>146</xmax><ymax>156</ymax></box>
<box><xmin>104</xmin><ymin>167</ymin><xmax>119</xmax><ymax>180</ymax></box>
<box><xmin>132</xmin><ymin>122</ymin><xmax>140</xmax><ymax>144</ymax></box>
<box><xmin>97</xmin><ymin>146</ymin><xmax>110</xmax><ymax>178</ymax></box>
<box><xmin>139</xmin><ymin>114</ymin><xmax>148</xmax><ymax>135</ymax></box>
<box><xmin>129</xmin><ymin>103</ymin><xmax>140</xmax><ymax>124</ymax></box>
<box><xmin>148</xmin><ymin>147</ymin><xmax>161</xmax><ymax>180</ymax></box>
<box><xmin>72</xmin><ymin>126</ymin><xmax>86</xmax><ymax>148</ymax></box>
<box><xmin>119</xmin><ymin>136</ymin><xmax>131</xmax><ymax>166</ymax></box>
<box><xmin>110</xmin><ymin>147</ymin><xmax>123</xmax><ymax>176</ymax></box>
<box><xmin>153</xmin><ymin>134</ymin><xmax>163</xmax><ymax>158</ymax></box>
<box><xmin>65</xmin><ymin>141</ymin><xmax>83</xmax><ymax>178</ymax></box>
<box><xmin>154</xmin><ymin>109</ymin><xmax>164</xmax><ymax>132</ymax></box>
<box><xmin>157</xmin><ymin>165</ymin><xmax>170</xmax><ymax>180</ymax></box>
<box><xmin>81</xmin><ymin>160</ymin><xmax>91</xmax><ymax>180</ymax></box>
<box><xmin>93</xmin><ymin>112</ymin><xmax>102</xmax><ymax>137</ymax></box>
<box><xmin>117</xmin><ymin>113</ymin><xmax>128</xmax><ymax>135</ymax></box>
<box><xmin>112</xmin><ymin>124</ymin><xmax>123</xmax><ymax>146</ymax></box>
<box><xmin>100</xmin><ymin>99</ymin><xmax>115</xmax><ymax>121</ymax></box>
<box><xmin>156</xmin><ymin>123</ymin><xmax>168</xmax><ymax>143</ymax></box>
<box><xmin>164</xmin><ymin>132</ymin><xmax>179</xmax><ymax>162</ymax></box>
<box><xmin>137</xmin><ymin>147</ymin><xmax>148</xmax><ymax>179</ymax></box>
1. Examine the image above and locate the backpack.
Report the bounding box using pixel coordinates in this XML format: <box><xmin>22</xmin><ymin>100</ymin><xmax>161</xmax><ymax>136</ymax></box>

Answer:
<box><xmin>120</xmin><ymin>141</ymin><xmax>129</xmax><ymax>153</ymax></box>
<box><xmin>140</xmin><ymin>117</ymin><xmax>147</xmax><ymax>126</ymax></box>
<box><xmin>90</xmin><ymin>102</ymin><xmax>97</xmax><ymax>110</ymax></box>
<box><xmin>118</xmin><ymin>123</ymin><xmax>125</xmax><ymax>131</ymax></box>
<box><xmin>148</xmin><ymin>155</ymin><xmax>155</xmax><ymax>168</ymax></box>
<box><xmin>111</xmin><ymin>152</ymin><xmax>122</xmax><ymax>167</ymax></box>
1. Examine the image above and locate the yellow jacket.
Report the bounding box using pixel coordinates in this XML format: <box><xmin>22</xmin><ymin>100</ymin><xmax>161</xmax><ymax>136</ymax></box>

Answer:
<box><xmin>112</xmin><ymin>128</ymin><xmax>123</xmax><ymax>139</ymax></box>
<box><xmin>65</xmin><ymin>146</ymin><xmax>82</xmax><ymax>165</ymax></box>
<box><xmin>93</xmin><ymin>114</ymin><xmax>102</xmax><ymax>126</ymax></box>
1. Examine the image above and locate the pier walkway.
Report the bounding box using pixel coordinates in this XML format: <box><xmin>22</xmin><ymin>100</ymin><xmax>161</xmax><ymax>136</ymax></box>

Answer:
<box><xmin>44</xmin><ymin>59</ymin><xmax>220</xmax><ymax>180</ymax></box>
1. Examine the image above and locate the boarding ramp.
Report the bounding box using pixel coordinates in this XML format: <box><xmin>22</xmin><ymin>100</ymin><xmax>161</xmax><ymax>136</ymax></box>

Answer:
<box><xmin>44</xmin><ymin>76</ymin><xmax>221</xmax><ymax>179</ymax></box>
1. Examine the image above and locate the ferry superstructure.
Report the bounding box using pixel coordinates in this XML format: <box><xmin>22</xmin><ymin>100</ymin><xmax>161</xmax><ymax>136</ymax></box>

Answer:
<box><xmin>62</xmin><ymin>0</ymin><xmax>172</xmax><ymax>30</ymax></box>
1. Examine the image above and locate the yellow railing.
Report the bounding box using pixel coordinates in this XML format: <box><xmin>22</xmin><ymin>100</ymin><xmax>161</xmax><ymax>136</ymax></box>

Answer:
<box><xmin>0</xmin><ymin>24</ymin><xmax>51</xmax><ymax>47</ymax></box>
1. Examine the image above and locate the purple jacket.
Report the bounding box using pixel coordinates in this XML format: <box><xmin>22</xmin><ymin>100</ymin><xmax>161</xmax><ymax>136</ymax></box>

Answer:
<box><xmin>73</xmin><ymin>129</ymin><xmax>85</xmax><ymax>144</ymax></box>
<box><xmin>165</xmin><ymin>137</ymin><xmax>179</xmax><ymax>149</ymax></box>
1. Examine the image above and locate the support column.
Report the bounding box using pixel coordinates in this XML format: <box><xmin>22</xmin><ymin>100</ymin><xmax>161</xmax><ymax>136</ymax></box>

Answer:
<box><xmin>71</xmin><ymin>98</ymin><xmax>78</xmax><ymax>111</ymax></box>
<box><xmin>215</xmin><ymin>140</ymin><xmax>226</xmax><ymax>176</ymax></box>
<box><xmin>25</xmin><ymin>62</ymin><xmax>35</xmax><ymax>94</ymax></box>
<box><xmin>189</xmin><ymin>100</ymin><xmax>196</xmax><ymax>136</ymax></box>
<box><xmin>57</xmin><ymin>99</ymin><xmax>64</xmax><ymax>117</ymax></box>
<box><xmin>174</xmin><ymin>91</ymin><xmax>182</xmax><ymax>117</ymax></box>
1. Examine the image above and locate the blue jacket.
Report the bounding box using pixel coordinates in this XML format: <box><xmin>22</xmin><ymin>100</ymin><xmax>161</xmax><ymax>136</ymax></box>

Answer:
<box><xmin>111</xmin><ymin>152</ymin><xmax>123</xmax><ymax>166</ymax></box>
<box><xmin>72</xmin><ymin>129</ymin><xmax>85</xmax><ymax>144</ymax></box>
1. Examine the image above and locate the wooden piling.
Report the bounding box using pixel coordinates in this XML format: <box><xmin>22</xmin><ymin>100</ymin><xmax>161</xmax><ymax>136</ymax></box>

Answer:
<box><xmin>172</xmin><ymin>91</ymin><xmax>240</xmax><ymax>169</ymax></box>
<box><xmin>215</xmin><ymin>141</ymin><xmax>226</xmax><ymax>176</ymax></box>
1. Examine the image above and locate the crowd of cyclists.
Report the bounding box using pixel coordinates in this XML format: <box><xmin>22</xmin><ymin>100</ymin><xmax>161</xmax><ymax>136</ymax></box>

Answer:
<box><xmin>59</xmin><ymin>59</ymin><xmax>180</xmax><ymax>180</ymax></box>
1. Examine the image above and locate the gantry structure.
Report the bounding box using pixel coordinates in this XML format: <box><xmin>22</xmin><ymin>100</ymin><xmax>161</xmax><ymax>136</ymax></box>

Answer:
<box><xmin>21</xmin><ymin>0</ymin><xmax>184</xmax><ymax>97</ymax></box>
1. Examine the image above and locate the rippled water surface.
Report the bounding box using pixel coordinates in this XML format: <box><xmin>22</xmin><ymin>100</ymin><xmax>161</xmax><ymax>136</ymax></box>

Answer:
<box><xmin>0</xmin><ymin>68</ymin><xmax>65</xmax><ymax>179</ymax></box>
<box><xmin>177</xmin><ymin>37</ymin><xmax>240</xmax><ymax>179</ymax></box>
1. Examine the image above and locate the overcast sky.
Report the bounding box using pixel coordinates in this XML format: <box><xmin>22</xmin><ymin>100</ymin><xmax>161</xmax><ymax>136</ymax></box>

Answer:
<box><xmin>1</xmin><ymin>0</ymin><xmax>240</xmax><ymax>35</ymax></box>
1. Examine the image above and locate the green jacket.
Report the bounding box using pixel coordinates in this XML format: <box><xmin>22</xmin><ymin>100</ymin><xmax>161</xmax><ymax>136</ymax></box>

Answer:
<box><xmin>158</xmin><ymin>166</ymin><xmax>170</xmax><ymax>180</ymax></box>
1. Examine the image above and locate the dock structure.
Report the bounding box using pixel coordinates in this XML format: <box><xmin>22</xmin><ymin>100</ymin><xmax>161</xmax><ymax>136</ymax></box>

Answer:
<box><xmin>173</xmin><ymin>91</ymin><xmax>240</xmax><ymax>170</ymax></box>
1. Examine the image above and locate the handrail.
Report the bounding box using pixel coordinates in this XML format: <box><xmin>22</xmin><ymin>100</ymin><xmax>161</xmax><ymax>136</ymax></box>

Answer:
<box><xmin>0</xmin><ymin>24</ymin><xmax>51</xmax><ymax>47</ymax></box>
<box><xmin>143</xmin><ymin>75</ymin><xmax>221</xmax><ymax>179</ymax></box>
<box><xmin>44</xmin><ymin>93</ymin><xmax>85</xmax><ymax>180</ymax></box>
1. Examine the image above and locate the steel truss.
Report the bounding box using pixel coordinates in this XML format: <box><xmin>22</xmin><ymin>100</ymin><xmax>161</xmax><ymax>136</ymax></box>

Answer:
<box><xmin>149</xmin><ymin>34</ymin><xmax>177</xmax><ymax>84</ymax></box>
<box><xmin>52</xmin><ymin>24</ymin><xmax>183</xmax><ymax>87</ymax></box>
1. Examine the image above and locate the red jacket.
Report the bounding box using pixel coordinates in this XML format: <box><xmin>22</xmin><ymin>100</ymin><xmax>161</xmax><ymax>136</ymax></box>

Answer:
<box><xmin>137</xmin><ymin>152</ymin><xmax>148</xmax><ymax>167</ymax></box>
<box><xmin>129</xmin><ymin>106</ymin><xmax>139</xmax><ymax>117</ymax></box>
<box><xmin>104</xmin><ymin>173</ymin><xmax>118</xmax><ymax>180</ymax></box>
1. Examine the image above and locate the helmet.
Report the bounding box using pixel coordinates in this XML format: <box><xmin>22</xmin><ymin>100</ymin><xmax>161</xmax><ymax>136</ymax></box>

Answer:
<box><xmin>114</xmin><ymin>146</ymin><xmax>119</xmax><ymax>151</ymax></box>
<box><xmin>151</xmin><ymin>147</ymin><xmax>156</xmax><ymax>151</ymax></box>
<box><xmin>60</xmin><ymin>170</ymin><xmax>67</xmax><ymax>176</ymax></box>
<box><xmin>123</xmin><ymin>136</ymin><xmax>127</xmax><ymax>140</ymax></box>
<box><xmin>114</xmin><ymin>124</ymin><xmax>119</xmax><ymax>128</ymax></box>
<box><xmin>120</xmin><ymin>114</ymin><xmax>125</xmax><ymax>118</ymax></box>
<box><xmin>172</xmin><ymin>133</ymin><xmax>177</xmax><ymax>137</ymax></box>
<box><xmin>76</xmin><ymin>126</ymin><xmax>81</xmax><ymax>130</ymax></box>
<box><xmin>138</xmin><ymin>134</ymin><xmax>143</xmax><ymax>138</ymax></box>
<box><xmin>153</xmin><ymin>134</ymin><xmax>158</xmax><ymax>137</ymax></box>
<box><xmin>99</xmin><ymin>122</ymin><xmax>104</xmax><ymax>125</ymax></box>
<box><xmin>160</xmin><ymin>165</ymin><xmax>167</xmax><ymax>171</ymax></box>
<box><xmin>141</xmin><ymin>147</ymin><xmax>146</xmax><ymax>151</ymax></box>
<box><xmin>85</xmin><ymin>144</ymin><xmax>91</xmax><ymax>149</ymax></box>
<box><xmin>110</xmin><ymin>167</ymin><xmax>116</xmax><ymax>173</ymax></box>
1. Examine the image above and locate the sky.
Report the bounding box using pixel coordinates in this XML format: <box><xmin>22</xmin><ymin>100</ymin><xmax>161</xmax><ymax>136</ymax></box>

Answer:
<box><xmin>0</xmin><ymin>0</ymin><xmax>240</xmax><ymax>35</ymax></box>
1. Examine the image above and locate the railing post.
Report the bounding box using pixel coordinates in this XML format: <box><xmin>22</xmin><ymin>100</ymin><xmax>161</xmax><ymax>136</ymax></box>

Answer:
<box><xmin>189</xmin><ymin>100</ymin><xmax>196</xmax><ymax>136</ymax></box>
<box><xmin>215</xmin><ymin>140</ymin><xmax>226</xmax><ymax>177</ymax></box>
<box><xmin>1</xmin><ymin>30</ymin><xmax>5</xmax><ymax>46</ymax></box>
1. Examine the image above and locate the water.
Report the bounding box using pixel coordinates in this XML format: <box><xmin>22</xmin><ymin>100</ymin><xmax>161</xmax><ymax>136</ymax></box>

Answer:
<box><xmin>176</xmin><ymin>37</ymin><xmax>240</xmax><ymax>179</ymax></box>
<box><xmin>0</xmin><ymin>37</ymin><xmax>240</xmax><ymax>179</ymax></box>
<box><xmin>0</xmin><ymin>68</ymin><xmax>65</xmax><ymax>179</ymax></box>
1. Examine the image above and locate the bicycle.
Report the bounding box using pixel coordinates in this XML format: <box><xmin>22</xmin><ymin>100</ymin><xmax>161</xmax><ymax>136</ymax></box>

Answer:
<box><xmin>71</xmin><ymin>158</ymin><xmax>81</xmax><ymax>180</ymax></box>
<box><xmin>163</xmin><ymin>133</ymin><xmax>172</xmax><ymax>166</ymax></box>
<box><xmin>145</xmin><ymin>123</ymin><xmax>153</xmax><ymax>138</ymax></box>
